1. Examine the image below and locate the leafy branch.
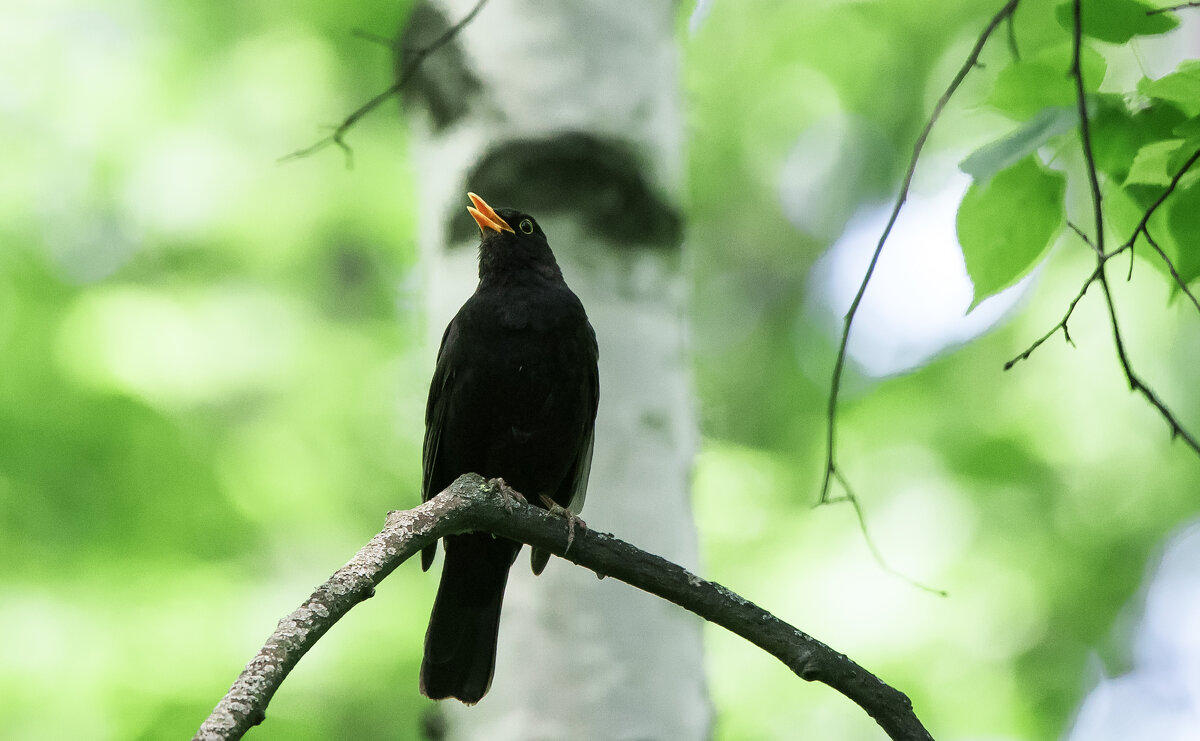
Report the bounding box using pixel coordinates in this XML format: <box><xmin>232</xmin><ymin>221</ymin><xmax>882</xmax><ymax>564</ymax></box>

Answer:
<box><xmin>1002</xmin><ymin>0</ymin><xmax>1200</xmax><ymax>455</ymax></box>
<box><xmin>826</xmin><ymin>0</ymin><xmax>1200</xmax><ymax>529</ymax></box>
<box><xmin>1121</xmin><ymin>147</ymin><xmax>1200</xmax><ymax>314</ymax></box>
<box><xmin>1005</xmin><ymin>146</ymin><xmax>1200</xmax><ymax>372</ymax></box>
<box><xmin>279</xmin><ymin>0</ymin><xmax>489</xmax><ymax>167</ymax></box>
<box><xmin>194</xmin><ymin>475</ymin><xmax>934</xmax><ymax>741</ymax></box>
<box><xmin>1049</xmin><ymin>0</ymin><xmax>1200</xmax><ymax>455</ymax></box>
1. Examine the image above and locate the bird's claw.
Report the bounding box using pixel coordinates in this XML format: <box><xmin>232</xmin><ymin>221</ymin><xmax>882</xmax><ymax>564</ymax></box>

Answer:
<box><xmin>488</xmin><ymin>477</ymin><xmax>528</xmax><ymax>514</ymax></box>
<box><xmin>538</xmin><ymin>494</ymin><xmax>587</xmax><ymax>552</ymax></box>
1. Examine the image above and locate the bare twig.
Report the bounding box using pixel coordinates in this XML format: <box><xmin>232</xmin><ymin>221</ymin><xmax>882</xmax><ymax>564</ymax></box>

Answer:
<box><xmin>1070</xmin><ymin>5</ymin><xmax>1105</xmax><ymax>261</ymax></box>
<box><xmin>1003</xmin><ymin>227</ymin><xmax>1112</xmax><ymax>371</ymax></box>
<box><xmin>820</xmin><ymin>0</ymin><xmax>1021</xmax><ymax>505</ymax></box>
<box><xmin>195</xmin><ymin>474</ymin><xmax>934</xmax><ymax>741</ymax></box>
<box><xmin>1066</xmin><ymin>220</ymin><xmax>1096</xmax><ymax>251</ymax></box>
<box><xmin>826</xmin><ymin>471</ymin><xmax>948</xmax><ymax>597</ymax></box>
<box><xmin>351</xmin><ymin>28</ymin><xmax>399</xmax><ymax>49</ymax></box>
<box><xmin>1002</xmin><ymin>276</ymin><xmax>1086</xmax><ymax>370</ymax></box>
<box><xmin>1142</xmin><ymin>229</ymin><xmax>1200</xmax><ymax>314</ymax></box>
<box><xmin>1003</xmin><ymin>218</ymin><xmax>1154</xmax><ymax>370</ymax></box>
<box><xmin>1147</xmin><ymin>2</ymin><xmax>1200</xmax><ymax>14</ymax></box>
<box><xmin>280</xmin><ymin>0</ymin><xmax>490</xmax><ymax>166</ymax></box>
<box><xmin>1005</xmin><ymin>10</ymin><xmax>1021</xmax><ymax>60</ymax></box>
<box><xmin>1066</xmin><ymin>0</ymin><xmax>1200</xmax><ymax>454</ymax></box>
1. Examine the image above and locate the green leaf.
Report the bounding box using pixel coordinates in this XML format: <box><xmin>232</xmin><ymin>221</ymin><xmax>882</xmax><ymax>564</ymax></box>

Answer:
<box><xmin>1125</xmin><ymin>139</ymin><xmax>1186</xmax><ymax>186</ymax></box>
<box><xmin>1055</xmin><ymin>0</ymin><xmax>1178</xmax><ymax>44</ymax></box>
<box><xmin>1090</xmin><ymin>95</ymin><xmax>1189</xmax><ymax>181</ymax></box>
<box><xmin>1106</xmin><ymin>185</ymin><xmax>1152</xmax><ymax>245</ymax></box>
<box><xmin>957</xmin><ymin>156</ymin><xmax>1067</xmax><ymax>309</ymax></box>
<box><xmin>1168</xmin><ymin>135</ymin><xmax>1200</xmax><ymax>192</ymax></box>
<box><xmin>960</xmin><ymin>107</ymin><xmax>1078</xmax><ymax>181</ymax></box>
<box><xmin>1140</xmin><ymin>60</ymin><xmax>1200</xmax><ymax>115</ymax></box>
<box><xmin>1160</xmin><ymin>182</ymin><xmax>1200</xmax><ymax>293</ymax></box>
<box><xmin>1116</xmin><ymin>181</ymin><xmax>1200</xmax><ymax>294</ymax></box>
<box><xmin>987</xmin><ymin>44</ymin><xmax>1106</xmax><ymax>119</ymax></box>
<box><xmin>1174</xmin><ymin>117</ymin><xmax>1200</xmax><ymax>139</ymax></box>
<box><xmin>1167</xmin><ymin>140</ymin><xmax>1200</xmax><ymax>178</ymax></box>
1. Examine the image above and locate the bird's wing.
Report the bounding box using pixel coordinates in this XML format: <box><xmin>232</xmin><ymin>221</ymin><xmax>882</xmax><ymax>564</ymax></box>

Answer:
<box><xmin>420</xmin><ymin>320</ymin><xmax>459</xmax><ymax>570</ymax></box>
<box><xmin>564</xmin><ymin>325</ymin><xmax>600</xmax><ymax>515</ymax></box>
<box><xmin>422</xmin><ymin>321</ymin><xmax>457</xmax><ymax>502</ymax></box>
<box><xmin>530</xmin><ymin>324</ymin><xmax>599</xmax><ymax>576</ymax></box>
<box><xmin>564</xmin><ymin>431</ymin><xmax>594</xmax><ymax>515</ymax></box>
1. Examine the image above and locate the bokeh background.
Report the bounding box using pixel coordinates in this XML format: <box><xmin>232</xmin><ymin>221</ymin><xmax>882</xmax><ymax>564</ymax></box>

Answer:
<box><xmin>3</xmin><ymin>0</ymin><xmax>1199</xmax><ymax>739</ymax></box>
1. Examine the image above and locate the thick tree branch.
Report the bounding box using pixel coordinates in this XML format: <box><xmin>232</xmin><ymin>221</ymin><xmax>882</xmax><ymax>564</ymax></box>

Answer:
<box><xmin>195</xmin><ymin>474</ymin><xmax>934</xmax><ymax>741</ymax></box>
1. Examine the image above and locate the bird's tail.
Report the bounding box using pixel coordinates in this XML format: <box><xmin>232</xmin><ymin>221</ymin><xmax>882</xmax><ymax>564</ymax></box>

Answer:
<box><xmin>420</xmin><ymin>533</ymin><xmax>519</xmax><ymax>704</ymax></box>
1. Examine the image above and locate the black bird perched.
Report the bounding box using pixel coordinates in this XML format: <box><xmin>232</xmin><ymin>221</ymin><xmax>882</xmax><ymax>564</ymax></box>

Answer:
<box><xmin>418</xmin><ymin>192</ymin><xmax>600</xmax><ymax>704</ymax></box>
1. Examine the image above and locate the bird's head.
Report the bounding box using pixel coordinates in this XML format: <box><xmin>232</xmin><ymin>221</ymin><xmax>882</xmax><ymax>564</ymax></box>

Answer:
<box><xmin>466</xmin><ymin>192</ymin><xmax>562</xmax><ymax>284</ymax></box>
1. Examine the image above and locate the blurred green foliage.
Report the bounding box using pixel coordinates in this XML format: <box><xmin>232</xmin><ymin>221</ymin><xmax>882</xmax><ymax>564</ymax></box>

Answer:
<box><xmin>3</xmin><ymin>0</ymin><xmax>1199</xmax><ymax>740</ymax></box>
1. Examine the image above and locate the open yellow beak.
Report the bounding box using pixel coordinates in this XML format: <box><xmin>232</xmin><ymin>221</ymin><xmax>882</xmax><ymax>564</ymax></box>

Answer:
<box><xmin>467</xmin><ymin>192</ymin><xmax>515</xmax><ymax>235</ymax></box>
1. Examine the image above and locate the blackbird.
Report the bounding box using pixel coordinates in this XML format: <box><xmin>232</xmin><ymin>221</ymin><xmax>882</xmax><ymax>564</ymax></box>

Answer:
<box><xmin>418</xmin><ymin>193</ymin><xmax>600</xmax><ymax>704</ymax></box>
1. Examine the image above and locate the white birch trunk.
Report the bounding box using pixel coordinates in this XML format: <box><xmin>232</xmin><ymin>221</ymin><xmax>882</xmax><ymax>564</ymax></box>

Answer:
<box><xmin>400</xmin><ymin>1</ymin><xmax>710</xmax><ymax>738</ymax></box>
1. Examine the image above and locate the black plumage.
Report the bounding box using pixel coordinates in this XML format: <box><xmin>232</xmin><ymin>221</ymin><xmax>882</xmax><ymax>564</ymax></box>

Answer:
<box><xmin>418</xmin><ymin>193</ymin><xmax>599</xmax><ymax>704</ymax></box>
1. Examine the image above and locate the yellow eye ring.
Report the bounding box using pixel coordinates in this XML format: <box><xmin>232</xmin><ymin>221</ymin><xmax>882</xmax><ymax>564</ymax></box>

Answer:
<box><xmin>519</xmin><ymin>219</ymin><xmax>534</xmax><ymax>234</ymax></box>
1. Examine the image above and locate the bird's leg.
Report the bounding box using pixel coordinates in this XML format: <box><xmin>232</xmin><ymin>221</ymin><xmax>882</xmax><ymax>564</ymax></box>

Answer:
<box><xmin>538</xmin><ymin>494</ymin><xmax>588</xmax><ymax>552</ymax></box>
<box><xmin>487</xmin><ymin>477</ymin><xmax>527</xmax><ymax>514</ymax></box>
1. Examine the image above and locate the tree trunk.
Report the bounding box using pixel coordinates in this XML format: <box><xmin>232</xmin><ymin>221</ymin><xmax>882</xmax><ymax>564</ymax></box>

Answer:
<box><xmin>399</xmin><ymin>1</ymin><xmax>710</xmax><ymax>738</ymax></box>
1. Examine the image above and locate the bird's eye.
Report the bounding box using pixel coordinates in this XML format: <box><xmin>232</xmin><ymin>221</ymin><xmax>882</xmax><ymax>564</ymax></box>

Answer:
<box><xmin>519</xmin><ymin>219</ymin><xmax>534</xmax><ymax>234</ymax></box>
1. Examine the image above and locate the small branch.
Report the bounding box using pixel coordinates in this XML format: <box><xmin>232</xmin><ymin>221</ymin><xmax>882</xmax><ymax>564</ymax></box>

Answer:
<box><xmin>826</xmin><ymin>472</ymin><xmax>947</xmax><ymax>597</ymax></box>
<box><xmin>1131</xmin><ymin>149</ymin><xmax>1200</xmax><ymax>227</ymax></box>
<box><xmin>1066</xmin><ymin>0</ymin><xmax>1200</xmax><ymax>455</ymax></box>
<box><xmin>1066</xmin><ymin>219</ymin><xmax>1097</xmax><ymax>252</ymax></box>
<box><xmin>351</xmin><ymin>28</ymin><xmax>399</xmax><ymax>49</ymax></box>
<box><xmin>1009</xmin><ymin>12</ymin><xmax>1200</xmax><ymax>453</ymax></box>
<box><xmin>1003</xmin><ymin>263</ymin><xmax>1092</xmax><ymax>371</ymax></box>
<box><xmin>280</xmin><ymin>0</ymin><xmax>489</xmax><ymax>166</ymax></box>
<box><xmin>1005</xmin><ymin>10</ymin><xmax>1020</xmax><ymax>61</ymax></box>
<box><xmin>1069</xmin><ymin>3</ymin><xmax>1104</xmax><ymax>262</ymax></box>
<box><xmin>195</xmin><ymin>474</ymin><xmax>935</xmax><ymax>741</ymax></box>
<box><xmin>1005</xmin><ymin>219</ymin><xmax>1140</xmax><ymax>370</ymax></box>
<box><xmin>1142</xmin><ymin>230</ymin><xmax>1200</xmax><ymax>314</ymax></box>
<box><xmin>1123</xmin><ymin>147</ymin><xmax>1200</xmax><ymax>314</ymax></box>
<box><xmin>1008</xmin><ymin>145</ymin><xmax>1200</xmax><ymax>369</ymax></box>
<box><xmin>820</xmin><ymin>0</ymin><xmax>1020</xmax><ymax>500</ymax></box>
<box><xmin>1147</xmin><ymin>2</ymin><xmax>1199</xmax><ymax>14</ymax></box>
<box><xmin>1005</xmin><ymin>266</ymin><xmax>1200</xmax><ymax>456</ymax></box>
